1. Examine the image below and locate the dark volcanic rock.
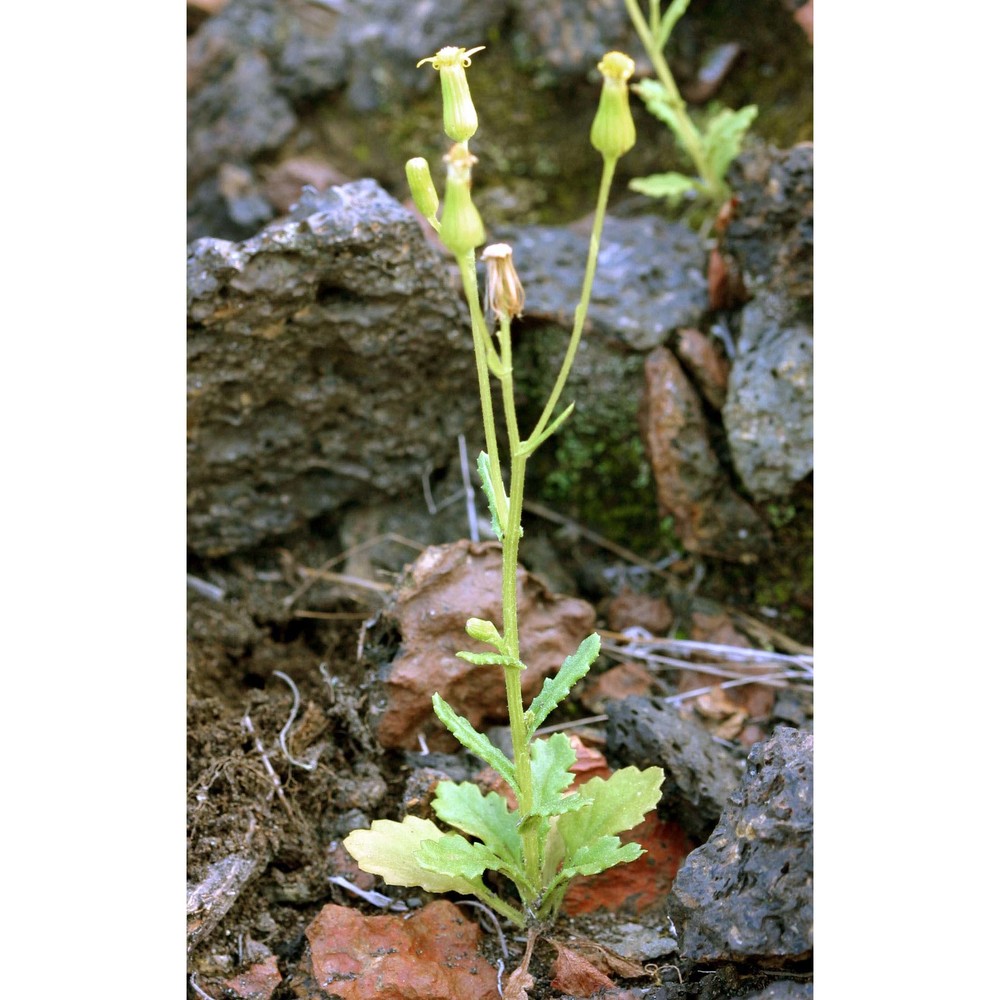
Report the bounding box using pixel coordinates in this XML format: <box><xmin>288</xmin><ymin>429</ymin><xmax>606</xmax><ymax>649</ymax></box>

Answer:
<box><xmin>668</xmin><ymin>727</ymin><xmax>813</xmax><ymax>964</ymax></box>
<box><xmin>502</xmin><ymin>215</ymin><xmax>708</xmax><ymax>350</ymax></box>
<box><xmin>515</xmin><ymin>0</ymin><xmax>633</xmax><ymax>77</ymax></box>
<box><xmin>604</xmin><ymin>696</ymin><xmax>743</xmax><ymax>841</ymax></box>
<box><xmin>187</xmin><ymin>0</ymin><xmax>508</xmax><ymax>237</ymax></box>
<box><xmin>722</xmin><ymin>144</ymin><xmax>814</xmax><ymax>502</ymax></box>
<box><xmin>187</xmin><ymin>179</ymin><xmax>477</xmax><ymax>557</ymax></box>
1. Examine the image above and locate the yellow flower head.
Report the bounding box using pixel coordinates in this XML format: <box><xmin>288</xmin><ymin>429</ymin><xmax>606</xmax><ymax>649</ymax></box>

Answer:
<box><xmin>590</xmin><ymin>51</ymin><xmax>637</xmax><ymax>161</ymax></box>
<box><xmin>417</xmin><ymin>45</ymin><xmax>486</xmax><ymax>143</ymax></box>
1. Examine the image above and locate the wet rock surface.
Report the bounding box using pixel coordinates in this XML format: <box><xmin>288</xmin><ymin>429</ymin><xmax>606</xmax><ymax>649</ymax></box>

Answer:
<box><xmin>187</xmin><ymin>180</ymin><xmax>477</xmax><ymax>557</ymax></box>
<box><xmin>371</xmin><ymin>539</ymin><xmax>597</xmax><ymax>750</ymax></box>
<box><xmin>668</xmin><ymin>727</ymin><xmax>813</xmax><ymax>964</ymax></box>
<box><xmin>604</xmin><ymin>696</ymin><xmax>743</xmax><ymax>841</ymax></box>
<box><xmin>722</xmin><ymin>143</ymin><xmax>814</xmax><ymax>502</ymax></box>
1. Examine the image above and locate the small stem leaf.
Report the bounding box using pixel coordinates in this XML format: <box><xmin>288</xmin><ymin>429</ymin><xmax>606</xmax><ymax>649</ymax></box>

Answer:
<box><xmin>432</xmin><ymin>693</ymin><xmax>517</xmax><ymax>789</ymax></box>
<box><xmin>342</xmin><ymin>816</ymin><xmax>476</xmax><ymax>894</ymax></box>
<box><xmin>525</xmin><ymin>633</ymin><xmax>601</xmax><ymax>736</ymax></box>
<box><xmin>431</xmin><ymin>780</ymin><xmax>523</xmax><ymax>869</ymax></box>
<box><xmin>477</xmin><ymin>451</ymin><xmax>505</xmax><ymax>540</ymax></box>
<box><xmin>456</xmin><ymin>651</ymin><xmax>526</xmax><ymax>669</ymax></box>
<box><xmin>556</xmin><ymin>765</ymin><xmax>665</xmax><ymax>862</ymax></box>
<box><xmin>526</xmin><ymin>733</ymin><xmax>586</xmax><ymax>818</ymax></box>
<box><xmin>627</xmin><ymin>171</ymin><xmax>699</xmax><ymax>206</ymax></box>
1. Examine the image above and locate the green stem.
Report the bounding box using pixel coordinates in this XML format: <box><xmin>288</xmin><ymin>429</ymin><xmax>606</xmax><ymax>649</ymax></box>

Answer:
<box><xmin>525</xmin><ymin>154</ymin><xmax>617</xmax><ymax>451</ymax></box>
<box><xmin>456</xmin><ymin>249</ymin><xmax>508</xmax><ymax>528</ymax></box>
<box><xmin>468</xmin><ymin>881</ymin><xmax>526</xmax><ymax>928</ymax></box>
<box><xmin>622</xmin><ymin>0</ymin><xmax>725</xmax><ymax>203</ymax></box>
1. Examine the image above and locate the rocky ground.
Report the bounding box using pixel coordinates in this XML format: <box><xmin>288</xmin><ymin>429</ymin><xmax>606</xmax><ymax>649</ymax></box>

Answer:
<box><xmin>187</xmin><ymin>2</ymin><xmax>814</xmax><ymax>997</ymax></box>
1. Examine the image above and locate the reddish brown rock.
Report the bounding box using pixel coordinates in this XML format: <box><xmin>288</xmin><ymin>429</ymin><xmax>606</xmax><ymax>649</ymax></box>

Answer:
<box><xmin>377</xmin><ymin>540</ymin><xmax>596</xmax><ymax>750</ymax></box>
<box><xmin>672</xmin><ymin>327</ymin><xmax>731</xmax><ymax>411</ymax></box>
<box><xmin>640</xmin><ymin>347</ymin><xmax>769</xmax><ymax>563</ymax></box>
<box><xmin>606</xmin><ymin>588</ymin><xmax>674</xmax><ymax>635</ymax></box>
<box><xmin>223</xmin><ymin>955</ymin><xmax>282</xmax><ymax>999</ymax></box>
<box><xmin>261</xmin><ymin>156</ymin><xmax>348</xmax><ymax>213</ymax></box>
<box><xmin>581</xmin><ymin>661</ymin><xmax>657</xmax><ymax>713</ymax></box>
<box><xmin>297</xmin><ymin>901</ymin><xmax>495</xmax><ymax>1000</ymax></box>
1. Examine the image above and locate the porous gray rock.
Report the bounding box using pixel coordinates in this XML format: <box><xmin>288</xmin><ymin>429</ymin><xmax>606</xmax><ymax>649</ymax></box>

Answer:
<box><xmin>500</xmin><ymin>215</ymin><xmax>708</xmax><ymax>350</ymax></box>
<box><xmin>604</xmin><ymin>696</ymin><xmax>744</xmax><ymax>841</ymax></box>
<box><xmin>723</xmin><ymin>295</ymin><xmax>813</xmax><ymax>502</ymax></box>
<box><xmin>515</xmin><ymin>0</ymin><xmax>633</xmax><ymax>77</ymax></box>
<box><xmin>668</xmin><ymin>726</ymin><xmax>813</xmax><ymax>964</ymax></box>
<box><xmin>187</xmin><ymin>179</ymin><xmax>478</xmax><ymax>557</ymax></box>
<box><xmin>722</xmin><ymin>143</ymin><xmax>813</xmax><ymax>502</ymax></box>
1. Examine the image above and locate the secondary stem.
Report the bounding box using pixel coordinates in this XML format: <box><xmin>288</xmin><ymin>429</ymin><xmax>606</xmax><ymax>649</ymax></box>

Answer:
<box><xmin>527</xmin><ymin>154</ymin><xmax>616</xmax><ymax>448</ymax></box>
<box><xmin>622</xmin><ymin>0</ymin><xmax>725</xmax><ymax>202</ymax></box>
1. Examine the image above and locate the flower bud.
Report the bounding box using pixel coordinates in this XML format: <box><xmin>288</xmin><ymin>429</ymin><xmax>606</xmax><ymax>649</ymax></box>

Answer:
<box><xmin>405</xmin><ymin>157</ymin><xmax>440</xmax><ymax>224</ymax></box>
<box><xmin>590</xmin><ymin>51</ymin><xmax>636</xmax><ymax>161</ymax></box>
<box><xmin>482</xmin><ymin>243</ymin><xmax>525</xmax><ymax>320</ymax></box>
<box><xmin>417</xmin><ymin>45</ymin><xmax>485</xmax><ymax>144</ymax></box>
<box><xmin>438</xmin><ymin>144</ymin><xmax>486</xmax><ymax>254</ymax></box>
<box><xmin>465</xmin><ymin>617</ymin><xmax>503</xmax><ymax>648</ymax></box>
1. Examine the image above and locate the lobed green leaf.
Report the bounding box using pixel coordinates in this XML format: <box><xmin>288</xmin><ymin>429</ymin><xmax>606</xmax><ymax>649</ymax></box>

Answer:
<box><xmin>559</xmin><ymin>834</ymin><xmax>644</xmax><ymax>879</ymax></box>
<box><xmin>431</xmin><ymin>780</ymin><xmax>522</xmax><ymax>868</ymax></box>
<box><xmin>702</xmin><ymin>104</ymin><xmax>758</xmax><ymax>185</ymax></box>
<box><xmin>526</xmin><ymin>633</ymin><xmax>601</xmax><ymax>736</ymax></box>
<box><xmin>628</xmin><ymin>171</ymin><xmax>700</xmax><ymax>206</ymax></box>
<box><xmin>632</xmin><ymin>79</ymin><xmax>683</xmax><ymax>138</ymax></box>
<box><xmin>415</xmin><ymin>833</ymin><xmax>508</xmax><ymax>882</ymax></box>
<box><xmin>432</xmin><ymin>693</ymin><xmax>517</xmax><ymax>789</ymax></box>
<box><xmin>526</xmin><ymin>733</ymin><xmax>585</xmax><ymax>818</ymax></box>
<box><xmin>556</xmin><ymin>765</ymin><xmax>664</xmax><ymax>863</ymax></box>
<box><xmin>342</xmin><ymin>816</ymin><xmax>475</xmax><ymax>894</ymax></box>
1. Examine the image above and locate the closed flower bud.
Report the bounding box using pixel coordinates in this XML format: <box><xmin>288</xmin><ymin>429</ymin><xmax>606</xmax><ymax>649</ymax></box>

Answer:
<box><xmin>439</xmin><ymin>144</ymin><xmax>486</xmax><ymax>254</ymax></box>
<box><xmin>590</xmin><ymin>51</ymin><xmax>636</xmax><ymax>161</ymax></box>
<box><xmin>482</xmin><ymin>243</ymin><xmax>525</xmax><ymax>320</ymax></box>
<box><xmin>417</xmin><ymin>45</ymin><xmax>485</xmax><ymax>144</ymax></box>
<box><xmin>405</xmin><ymin>157</ymin><xmax>440</xmax><ymax>224</ymax></box>
<box><xmin>465</xmin><ymin>617</ymin><xmax>503</xmax><ymax>647</ymax></box>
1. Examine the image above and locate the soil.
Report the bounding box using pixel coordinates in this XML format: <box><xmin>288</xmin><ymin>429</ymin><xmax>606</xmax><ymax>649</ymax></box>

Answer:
<box><xmin>187</xmin><ymin>520</ymin><xmax>813</xmax><ymax>998</ymax></box>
